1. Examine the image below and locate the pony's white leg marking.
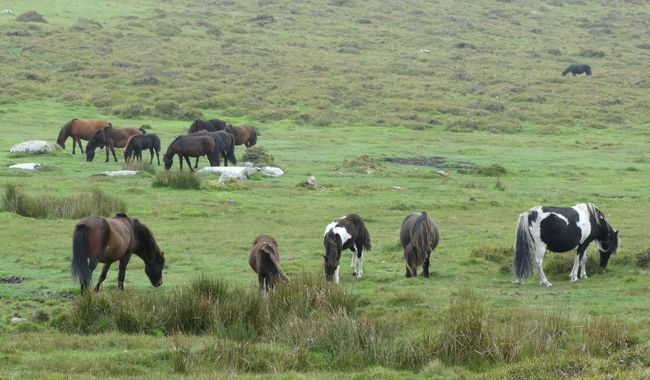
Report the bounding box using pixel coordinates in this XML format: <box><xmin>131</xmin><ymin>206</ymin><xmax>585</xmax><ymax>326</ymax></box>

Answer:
<box><xmin>357</xmin><ymin>253</ymin><xmax>364</xmax><ymax>279</ymax></box>
<box><xmin>570</xmin><ymin>254</ymin><xmax>580</xmax><ymax>282</ymax></box>
<box><xmin>580</xmin><ymin>253</ymin><xmax>588</xmax><ymax>279</ymax></box>
<box><xmin>334</xmin><ymin>265</ymin><xmax>340</xmax><ymax>284</ymax></box>
<box><xmin>535</xmin><ymin>245</ymin><xmax>552</xmax><ymax>287</ymax></box>
<box><xmin>351</xmin><ymin>250</ymin><xmax>356</xmax><ymax>275</ymax></box>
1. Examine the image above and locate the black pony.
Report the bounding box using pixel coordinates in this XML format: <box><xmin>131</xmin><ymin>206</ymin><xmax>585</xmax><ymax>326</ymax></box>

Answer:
<box><xmin>323</xmin><ymin>213</ymin><xmax>371</xmax><ymax>283</ymax></box>
<box><xmin>124</xmin><ymin>134</ymin><xmax>161</xmax><ymax>165</ymax></box>
<box><xmin>163</xmin><ymin>135</ymin><xmax>220</xmax><ymax>171</ymax></box>
<box><xmin>187</xmin><ymin>118</ymin><xmax>228</xmax><ymax>134</ymax></box>
<box><xmin>400</xmin><ymin>212</ymin><xmax>440</xmax><ymax>278</ymax></box>
<box><xmin>189</xmin><ymin>130</ymin><xmax>237</xmax><ymax>168</ymax></box>
<box><xmin>513</xmin><ymin>203</ymin><xmax>619</xmax><ymax>287</ymax></box>
<box><xmin>562</xmin><ymin>64</ymin><xmax>592</xmax><ymax>76</ymax></box>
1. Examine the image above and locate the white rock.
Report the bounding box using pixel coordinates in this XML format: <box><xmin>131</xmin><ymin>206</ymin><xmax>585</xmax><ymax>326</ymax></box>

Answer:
<box><xmin>99</xmin><ymin>170</ymin><xmax>139</xmax><ymax>177</ymax></box>
<box><xmin>9</xmin><ymin>163</ymin><xmax>44</xmax><ymax>170</ymax></box>
<box><xmin>197</xmin><ymin>166</ymin><xmax>259</xmax><ymax>184</ymax></box>
<box><xmin>10</xmin><ymin>140</ymin><xmax>55</xmax><ymax>154</ymax></box>
<box><xmin>11</xmin><ymin>317</ymin><xmax>25</xmax><ymax>324</ymax></box>
<box><xmin>419</xmin><ymin>49</ymin><xmax>431</xmax><ymax>53</ymax></box>
<box><xmin>260</xmin><ymin>167</ymin><xmax>284</xmax><ymax>176</ymax></box>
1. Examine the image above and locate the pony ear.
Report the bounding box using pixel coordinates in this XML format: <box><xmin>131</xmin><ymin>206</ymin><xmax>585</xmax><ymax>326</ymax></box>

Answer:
<box><xmin>116</xmin><ymin>212</ymin><xmax>128</xmax><ymax>218</ymax></box>
<box><xmin>614</xmin><ymin>230</ymin><xmax>619</xmax><ymax>236</ymax></box>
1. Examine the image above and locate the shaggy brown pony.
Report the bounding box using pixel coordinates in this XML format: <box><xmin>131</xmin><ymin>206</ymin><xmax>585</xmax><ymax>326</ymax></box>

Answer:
<box><xmin>225</xmin><ymin>124</ymin><xmax>258</xmax><ymax>147</ymax></box>
<box><xmin>57</xmin><ymin>119</ymin><xmax>110</xmax><ymax>154</ymax></box>
<box><xmin>400</xmin><ymin>212</ymin><xmax>439</xmax><ymax>278</ymax></box>
<box><xmin>248</xmin><ymin>234</ymin><xmax>289</xmax><ymax>290</ymax></box>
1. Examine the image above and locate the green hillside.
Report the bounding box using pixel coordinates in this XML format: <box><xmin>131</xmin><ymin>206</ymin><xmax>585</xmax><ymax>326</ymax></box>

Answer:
<box><xmin>0</xmin><ymin>0</ymin><xmax>649</xmax><ymax>378</ymax></box>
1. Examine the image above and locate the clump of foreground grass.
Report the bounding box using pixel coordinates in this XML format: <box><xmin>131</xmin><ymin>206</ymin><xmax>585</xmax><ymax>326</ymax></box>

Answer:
<box><xmin>152</xmin><ymin>170</ymin><xmax>200</xmax><ymax>189</ymax></box>
<box><xmin>583</xmin><ymin>317</ymin><xmax>629</xmax><ymax>356</ymax></box>
<box><xmin>2</xmin><ymin>184</ymin><xmax>125</xmax><ymax>219</ymax></box>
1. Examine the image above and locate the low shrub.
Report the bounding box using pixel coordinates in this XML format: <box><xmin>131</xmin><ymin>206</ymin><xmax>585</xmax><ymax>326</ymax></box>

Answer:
<box><xmin>242</xmin><ymin>146</ymin><xmax>274</xmax><ymax>166</ymax></box>
<box><xmin>3</xmin><ymin>184</ymin><xmax>125</xmax><ymax>219</ymax></box>
<box><xmin>152</xmin><ymin>171</ymin><xmax>201</xmax><ymax>189</ymax></box>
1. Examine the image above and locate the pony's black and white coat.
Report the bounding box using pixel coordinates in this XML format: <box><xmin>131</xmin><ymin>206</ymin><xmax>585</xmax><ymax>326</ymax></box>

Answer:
<box><xmin>323</xmin><ymin>214</ymin><xmax>371</xmax><ymax>283</ymax></box>
<box><xmin>513</xmin><ymin>203</ymin><xmax>619</xmax><ymax>287</ymax></box>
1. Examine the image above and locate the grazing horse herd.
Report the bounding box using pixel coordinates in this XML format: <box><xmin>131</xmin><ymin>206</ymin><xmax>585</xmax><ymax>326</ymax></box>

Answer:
<box><xmin>57</xmin><ymin>116</ymin><xmax>619</xmax><ymax>293</ymax></box>
<box><xmin>56</xmin><ymin>117</ymin><xmax>258</xmax><ymax>171</ymax></box>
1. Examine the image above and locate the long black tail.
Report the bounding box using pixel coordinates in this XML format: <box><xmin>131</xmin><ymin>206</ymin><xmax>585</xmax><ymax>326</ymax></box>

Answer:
<box><xmin>513</xmin><ymin>213</ymin><xmax>533</xmax><ymax>280</ymax></box>
<box><xmin>71</xmin><ymin>224</ymin><xmax>91</xmax><ymax>292</ymax></box>
<box><xmin>362</xmin><ymin>223</ymin><xmax>372</xmax><ymax>252</ymax></box>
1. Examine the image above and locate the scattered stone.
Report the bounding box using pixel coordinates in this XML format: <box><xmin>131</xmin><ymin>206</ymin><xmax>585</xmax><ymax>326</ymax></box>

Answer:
<box><xmin>98</xmin><ymin>170</ymin><xmax>139</xmax><ymax>177</ymax></box>
<box><xmin>419</xmin><ymin>49</ymin><xmax>431</xmax><ymax>53</ymax></box>
<box><xmin>260</xmin><ymin>167</ymin><xmax>284</xmax><ymax>176</ymax></box>
<box><xmin>437</xmin><ymin>170</ymin><xmax>449</xmax><ymax>177</ymax></box>
<box><xmin>10</xmin><ymin>140</ymin><xmax>55</xmax><ymax>154</ymax></box>
<box><xmin>1</xmin><ymin>9</ymin><xmax>13</xmax><ymax>14</ymax></box>
<box><xmin>9</xmin><ymin>163</ymin><xmax>45</xmax><ymax>170</ymax></box>
<box><xmin>197</xmin><ymin>166</ymin><xmax>258</xmax><ymax>184</ymax></box>
<box><xmin>11</xmin><ymin>317</ymin><xmax>26</xmax><ymax>324</ymax></box>
<box><xmin>299</xmin><ymin>176</ymin><xmax>319</xmax><ymax>189</ymax></box>
<box><xmin>389</xmin><ymin>186</ymin><xmax>404</xmax><ymax>190</ymax></box>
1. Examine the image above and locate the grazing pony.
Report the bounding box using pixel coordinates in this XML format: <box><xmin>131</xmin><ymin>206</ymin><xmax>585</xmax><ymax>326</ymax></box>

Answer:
<box><xmin>513</xmin><ymin>203</ymin><xmax>619</xmax><ymax>287</ymax></box>
<box><xmin>562</xmin><ymin>64</ymin><xmax>592</xmax><ymax>76</ymax></box>
<box><xmin>225</xmin><ymin>124</ymin><xmax>258</xmax><ymax>148</ymax></box>
<box><xmin>190</xmin><ymin>130</ymin><xmax>237</xmax><ymax>168</ymax></box>
<box><xmin>86</xmin><ymin>124</ymin><xmax>143</xmax><ymax>162</ymax></box>
<box><xmin>187</xmin><ymin>118</ymin><xmax>228</xmax><ymax>134</ymax></box>
<box><xmin>323</xmin><ymin>213</ymin><xmax>371</xmax><ymax>283</ymax></box>
<box><xmin>57</xmin><ymin>119</ymin><xmax>109</xmax><ymax>154</ymax></box>
<box><xmin>124</xmin><ymin>134</ymin><xmax>161</xmax><ymax>165</ymax></box>
<box><xmin>248</xmin><ymin>234</ymin><xmax>289</xmax><ymax>291</ymax></box>
<box><xmin>70</xmin><ymin>212</ymin><xmax>165</xmax><ymax>293</ymax></box>
<box><xmin>163</xmin><ymin>135</ymin><xmax>220</xmax><ymax>171</ymax></box>
<box><xmin>400</xmin><ymin>212</ymin><xmax>440</xmax><ymax>278</ymax></box>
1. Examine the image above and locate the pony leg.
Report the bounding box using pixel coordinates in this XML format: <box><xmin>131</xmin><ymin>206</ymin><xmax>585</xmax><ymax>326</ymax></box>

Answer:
<box><xmin>334</xmin><ymin>265</ymin><xmax>340</xmax><ymax>284</ymax></box>
<box><xmin>351</xmin><ymin>250</ymin><xmax>357</xmax><ymax>276</ymax></box>
<box><xmin>569</xmin><ymin>254</ymin><xmax>580</xmax><ymax>282</ymax></box>
<box><xmin>155</xmin><ymin>149</ymin><xmax>160</xmax><ymax>166</ymax></box>
<box><xmin>534</xmin><ymin>245</ymin><xmax>552</xmax><ymax>287</ymax></box>
<box><xmin>117</xmin><ymin>254</ymin><xmax>132</xmax><ymax>291</ymax></box>
<box><xmin>357</xmin><ymin>249</ymin><xmax>364</xmax><ymax>279</ymax></box>
<box><xmin>95</xmin><ymin>263</ymin><xmax>112</xmax><ymax>291</ymax></box>
<box><xmin>105</xmin><ymin>146</ymin><xmax>110</xmax><ymax>163</ymax></box>
<box><xmin>194</xmin><ymin>157</ymin><xmax>199</xmax><ymax>169</ymax></box>
<box><xmin>423</xmin><ymin>254</ymin><xmax>431</xmax><ymax>278</ymax></box>
<box><xmin>111</xmin><ymin>147</ymin><xmax>118</xmax><ymax>162</ymax></box>
<box><xmin>184</xmin><ymin>156</ymin><xmax>194</xmax><ymax>172</ymax></box>
<box><xmin>258</xmin><ymin>273</ymin><xmax>266</xmax><ymax>291</ymax></box>
<box><xmin>579</xmin><ymin>252</ymin><xmax>589</xmax><ymax>279</ymax></box>
<box><xmin>149</xmin><ymin>148</ymin><xmax>154</xmax><ymax>165</ymax></box>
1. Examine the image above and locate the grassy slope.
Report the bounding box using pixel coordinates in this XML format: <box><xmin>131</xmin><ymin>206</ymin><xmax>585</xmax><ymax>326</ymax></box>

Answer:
<box><xmin>0</xmin><ymin>0</ymin><xmax>649</xmax><ymax>378</ymax></box>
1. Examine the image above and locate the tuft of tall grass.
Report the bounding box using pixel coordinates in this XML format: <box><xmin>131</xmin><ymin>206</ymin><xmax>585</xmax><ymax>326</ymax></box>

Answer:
<box><xmin>152</xmin><ymin>171</ymin><xmax>200</xmax><ymax>189</ymax></box>
<box><xmin>3</xmin><ymin>184</ymin><xmax>125</xmax><ymax>219</ymax></box>
<box><xmin>583</xmin><ymin>317</ymin><xmax>628</xmax><ymax>356</ymax></box>
<box><xmin>169</xmin><ymin>334</ymin><xmax>193</xmax><ymax>373</ymax></box>
<box><xmin>122</xmin><ymin>160</ymin><xmax>156</xmax><ymax>175</ymax></box>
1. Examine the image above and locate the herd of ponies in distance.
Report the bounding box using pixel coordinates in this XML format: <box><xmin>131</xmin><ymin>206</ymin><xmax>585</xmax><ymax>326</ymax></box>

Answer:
<box><xmin>59</xmin><ymin>68</ymin><xmax>619</xmax><ymax>293</ymax></box>
<box><xmin>55</xmin><ymin>117</ymin><xmax>258</xmax><ymax>171</ymax></box>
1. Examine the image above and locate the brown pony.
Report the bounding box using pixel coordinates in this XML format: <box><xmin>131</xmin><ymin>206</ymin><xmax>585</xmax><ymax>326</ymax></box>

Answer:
<box><xmin>57</xmin><ymin>119</ymin><xmax>109</xmax><ymax>154</ymax></box>
<box><xmin>163</xmin><ymin>135</ymin><xmax>220</xmax><ymax>171</ymax></box>
<box><xmin>70</xmin><ymin>212</ymin><xmax>165</xmax><ymax>293</ymax></box>
<box><xmin>86</xmin><ymin>123</ymin><xmax>143</xmax><ymax>162</ymax></box>
<box><xmin>248</xmin><ymin>234</ymin><xmax>289</xmax><ymax>290</ymax></box>
<box><xmin>225</xmin><ymin>124</ymin><xmax>258</xmax><ymax>147</ymax></box>
<box><xmin>400</xmin><ymin>212</ymin><xmax>440</xmax><ymax>278</ymax></box>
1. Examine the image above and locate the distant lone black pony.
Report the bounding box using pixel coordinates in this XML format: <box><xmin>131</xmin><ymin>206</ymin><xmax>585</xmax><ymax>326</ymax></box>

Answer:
<box><xmin>400</xmin><ymin>212</ymin><xmax>440</xmax><ymax>278</ymax></box>
<box><xmin>562</xmin><ymin>64</ymin><xmax>592</xmax><ymax>76</ymax></box>
<box><xmin>124</xmin><ymin>134</ymin><xmax>161</xmax><ymax>165</ymax></box>
<box><xmin>71</xmin><ymin>212</ymin><xmax>165</xmax><ymax>293</ymax></box>
<box><xmin>163</xmin><ymin>135</ymin><xmax>220</xmax><ymax>171</ymax></box>
<box><xmin>248</xmin><ymin>234</ymin><xmax>289</xmax><ymax>291</ymax></box>
<box><xmin>323</xmin><ymin>213</ymin><xmax>371</xmax><ymax>283</ymax></box>
<box><xmin>513</xmin><ymin>203</ymin><xmax>619</xmax><ymax>287</ymax></box>
<box><xmin>187</xmin><ymin>118</ymin><xmax>228</xmax><ymax>134</ymax></box>
<box><xmin>189</xmin><ymin>130</ymin><xmax>237</xmax><ymax>168</ymax></box>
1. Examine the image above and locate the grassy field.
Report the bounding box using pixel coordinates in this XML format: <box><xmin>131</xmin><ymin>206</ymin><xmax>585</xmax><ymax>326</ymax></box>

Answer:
<box><xmin>1</xmin><ymin>0</ymin><xmax>650</xmax><ymax>378</ymax></box>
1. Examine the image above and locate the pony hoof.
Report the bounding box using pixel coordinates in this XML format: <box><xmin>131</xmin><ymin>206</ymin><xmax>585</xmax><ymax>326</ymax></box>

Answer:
<box><xmin>542</xmin><ymin>282</ymin><xmax>553</xmax><ymax>288</ymax></box>
<box><xmin>570</xmin><ymin>277</ymin><xmax>578</xmax><ymax>282</ymax></box>
<box><xmin>352</xmin><ymin>272</ymin><xmax>357</xmax><ymax>277</ymax></box>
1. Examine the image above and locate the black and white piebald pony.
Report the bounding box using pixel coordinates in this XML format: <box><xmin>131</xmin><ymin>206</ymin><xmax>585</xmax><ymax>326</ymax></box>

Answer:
<box><xmin>323</xmin><ymin>213</ymin><xmax>371</xmax><ymax>283</ymax></box>
<box><xmin>513</xmin><ymin>203</ymin><xmax>619</xmax><ymax>287</ymax></box>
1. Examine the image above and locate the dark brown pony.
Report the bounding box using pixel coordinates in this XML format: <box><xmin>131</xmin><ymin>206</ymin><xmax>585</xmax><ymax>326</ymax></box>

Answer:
<box><xmin>248</xmin><ymin>234</ymin><xmax>289</xmax><ymax>290</ymax></box>
<box><xmin>225</xmin><ymin>124</ymin><xmax>258</xmax><ymax>148</ymax></box>
<box><xmin>163</xmin><ymin>135</ymin><xmax>220</xmax><ymax>171</ymax></box>
<box><xmin>400</xmin><ymin>212</ymin><xmax>440</xmax><ymax>278</ymax></box>
<box><xmin>86</xmin><ymin>123</ymin><xmax>143</xmax><ymax>162</ymax></box>
<box><xmin>187</xmin><ymin>118</ymin><xmax>228</xmax><ymax>134</ymax></box>
<box><xmin>57</xmin><ymin>119</ymin><xmax>109</xmax><ymax>154</ymax></box>
<box><xmin>124</xmin><ymin>134</ymin><xmax>161</xmax><ymax>165</ymax></box>
<box><xmin>71</xmin><ymin>212</ymin><xmax>165</xmax><ymax>293</ymax></box>
<box><xmin>189</xmin><ymin>130</ymin><xmax>237</xmax><ymax>168</ymax></box>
